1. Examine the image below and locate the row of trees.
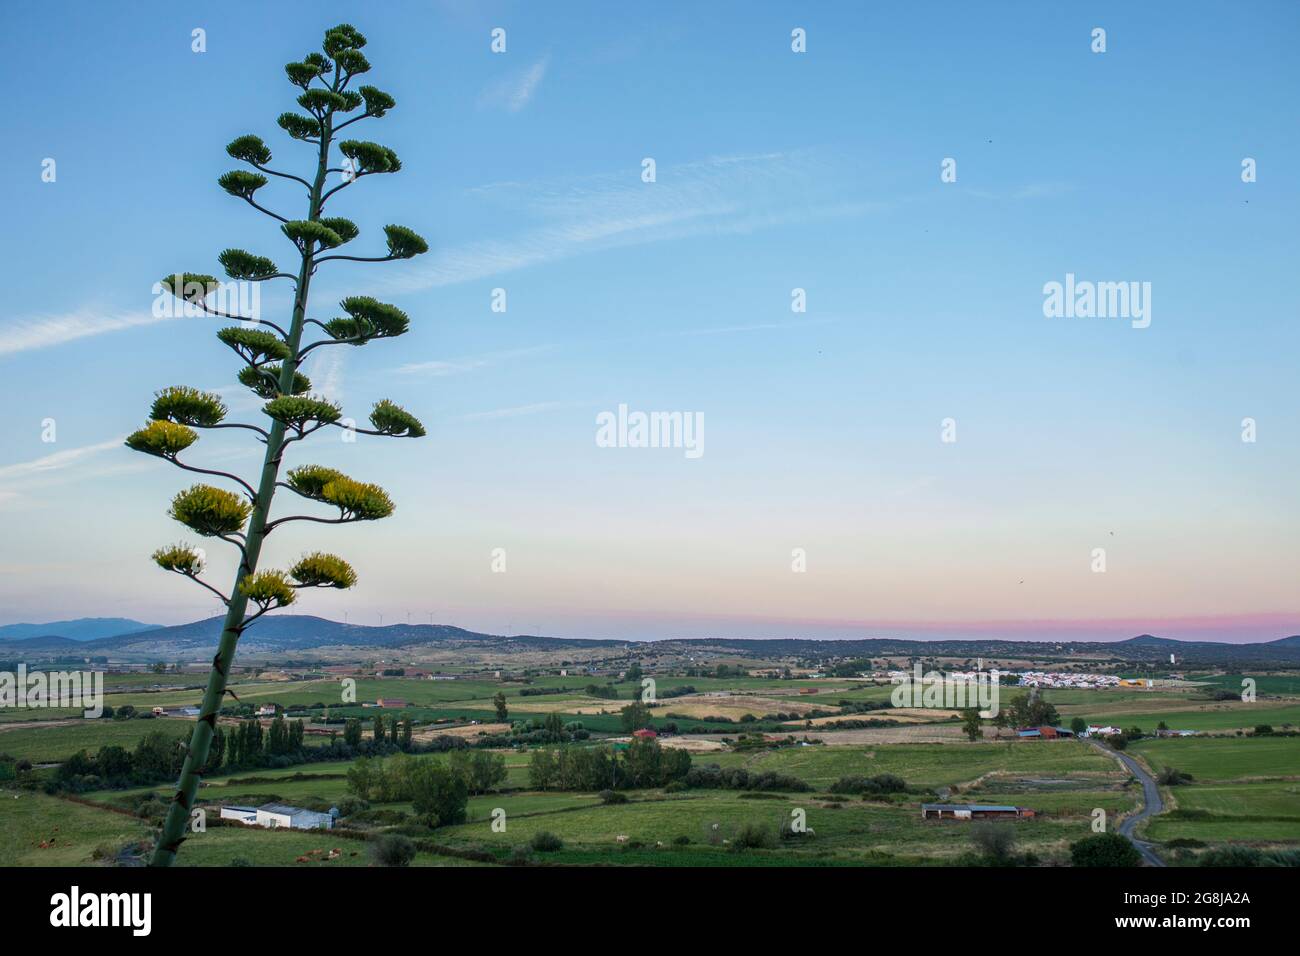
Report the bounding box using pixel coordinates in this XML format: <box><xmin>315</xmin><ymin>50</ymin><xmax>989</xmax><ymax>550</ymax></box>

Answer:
<box><xmin>216</xmin><ymin>715</ymin><xmax>309</xmax><ymax>767</ymax></box>
<box><xmin>51</xmin><ymin>715</ymin><xmax>315</xmax><ymax>792</ymax></box>
<box><xmin>528</xmin><ymin>738</ymin><xmax>692</xmax><ymax>791</ymax></box>
<box><xmin>994</xmin><ymin>692</ymin><xmax>1061</xmax><ymax>730</ymax></box>
<box><xmin>339</xmin><ymin>714</ymin><xmax>414</xmax><ymax>750</ymax></box>
<box><xmin>345</xmin><ymin>749</ymin><xmax>507</xmax><ymax>821</ymax></box>
<box><xmin>54</xmin><ymin>731</ymin><xmax>196</xmax><ymax>792</ymax></box>
<box><xmin>509</xmin><ymin>712</ymin><xmax>587</xmax><ymax>742</ymax></box>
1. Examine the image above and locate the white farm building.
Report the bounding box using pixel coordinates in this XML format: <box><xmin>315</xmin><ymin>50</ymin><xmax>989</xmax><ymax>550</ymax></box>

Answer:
<box><xmin>221</xmin><ymin>803</ymin><xmax>334</xmax><ymax>830</ymax></box>
<box><xmin>256</xmin><ymin>803</ymin><xmax>334</xmax><ymax>830</ymax></box>
<box><xmin>219</xmin><ymin>805</ymin><xmax>258</xmax><ymax>825</ymax></box>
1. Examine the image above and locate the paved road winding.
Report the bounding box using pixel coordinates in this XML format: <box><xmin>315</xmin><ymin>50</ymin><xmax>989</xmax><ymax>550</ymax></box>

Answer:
<box><xmin>1095</xmin><ymin>742</ymin><xmax>1166</xmax><ymax>866</ymax></box>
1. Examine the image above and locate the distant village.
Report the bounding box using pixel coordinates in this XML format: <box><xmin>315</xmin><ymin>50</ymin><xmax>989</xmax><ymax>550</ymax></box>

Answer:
<box><xmin>884</xmin><ymin>669</ymin><xmax>1157</xmax><ymax>690</ymax></box>
<box><xmin>1014</xmin><ymin>671</ymin><xmax>1154</xmax><ymax>690</ymax></box>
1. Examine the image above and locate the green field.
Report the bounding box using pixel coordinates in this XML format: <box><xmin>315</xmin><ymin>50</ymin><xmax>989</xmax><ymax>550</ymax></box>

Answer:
<box><xmin>1146</xmin><ymin>782</ymin><xmax>1300</xmax><ymax>843</ymax></box>
<box><xmin>0</xmin><ymin>717</ymin><xmax>192</xmax><ymax>763</ymax></box>
<box><xmin>1076</xmin><ymin>704</ymin><xmax>1300</xmax><ymax>732</ymax></box>
<box><xmin>435</xmin><ymin>788</ymin><xmax>1112</xmax><ymax>866</ymax></box>
<box><xmin>173</xmin><ymin>827</ymin><xmax>485</xmax><ymax>867</ymax></box>
<box><xmin>0</xmin><ymin>790</ymin><xmax>148</xmax><ymax>866</ymax></box>
<box><xmin>1188</xmin><ymin>674</ymin><xmax>1300</xmax><ymax>695</ymax></box>
<box><xmin>0</xmin><ymin>734</ymin><xmax>1137</xmax><ymax>867</ymax></box>
<box><xmin>705</xmin><ymin>740</ymin><xmax>1117</xmax><ymax>788</ymax></box>
<box><xmin>1130</xmin><ymin>735</ymin><xmax>1300</xmax><ymax>781</ymax></box>
<box><xmin>1046</xmin><ymin>688</ymin><xmax>1189</xmax><ymax>709</ymax></box>
<box><xmin>4</xmin><ymin>658</ymin><xmax>1298</xmax><ymax>867</ymax></box>
<box><xmin>1126</xmin><ymin>736</ymin><xmax>1300</xmax><ymax>849</ymax></box>
<box><xmin>78</xmin><ymin>750</ymin><xmax>539</xmax><ymax>810</ymax></box>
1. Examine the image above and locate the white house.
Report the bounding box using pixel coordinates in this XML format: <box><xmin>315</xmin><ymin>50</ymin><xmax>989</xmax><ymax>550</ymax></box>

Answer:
<box><xmin>219</xmin><ymin>805</ymin><xmax>258</xmax><ymax>825</ymax></box>
<box><xmin>254</xmin><ymin>803</ymin><xmax>333</xmax><ymax>830</ymax></box>
<box><xmin>1081</xmin><ymin>725</ymin><xmax>1123</xmax><ymax>738</ymax></box>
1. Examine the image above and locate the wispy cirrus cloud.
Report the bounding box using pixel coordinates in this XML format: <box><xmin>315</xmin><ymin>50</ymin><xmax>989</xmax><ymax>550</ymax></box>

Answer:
<box><xmin>963</xmin><ymin>181</ymin><xmax>1076</xmax><ymax>201</ymax></box>
<box><xmin>5</xmin><ymin>153</ymin><xmax>878</xmax><ymax>358</ymax></box>
<box><xmin>0</xmin><ymin>309</ymin><xmax>164</xmax><ymax>358</ymax></box>
<box><xmin>0</xmin><ymin>438</ymin><xmax>124</xmax><ymax>481</ymax></box>
<box><xmin>0</xmin><ymin>438</ymin><xmax>132</xmax><ymax>509</ymax></box>
<box><xmin>396</xmin><ymin>344</ymin><xmax>555</xmax><ymax>377</ymax></box>
<box><xmin>6</xmin><ymin>153</ymin><xmax>881</xmax><ymax>357</ymax></box>
<box><xmin>454</xmin><ymin>401</ymin><xmax>570</xmax><ymax>422</ymax></box>
<box><xmin>375</xmin><ymin>151</ymin><xmax>889</xmax><ymax>296</ymax></box>
<box><xmin>478</xmin><ymin>55</ymin><xmax>549</xmax><ymax>112</ymax></box>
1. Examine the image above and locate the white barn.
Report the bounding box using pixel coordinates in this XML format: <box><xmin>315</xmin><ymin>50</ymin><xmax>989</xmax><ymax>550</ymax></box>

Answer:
<box><xmin>254</xmin><ymin>803</ymin><xmax>333</xmax><ymax>830</ymax></box>
<box><xmin>219</xmin><ymin>805</ymin><xmax>258</xmax><ymax>824</ymax></box>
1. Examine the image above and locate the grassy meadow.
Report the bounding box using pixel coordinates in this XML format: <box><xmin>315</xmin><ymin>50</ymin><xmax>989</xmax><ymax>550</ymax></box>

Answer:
<box><xmin>2</xmin><ymin>662</ymin><xmax>1297</xmax><ymax>867</ymax></box>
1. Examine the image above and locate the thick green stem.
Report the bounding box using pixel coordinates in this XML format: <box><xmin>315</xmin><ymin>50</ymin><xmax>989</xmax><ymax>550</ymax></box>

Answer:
<box><xmin>150</xmin><ymin>108</ymin><xmax>335</xmax><ymax>867</ymax></box>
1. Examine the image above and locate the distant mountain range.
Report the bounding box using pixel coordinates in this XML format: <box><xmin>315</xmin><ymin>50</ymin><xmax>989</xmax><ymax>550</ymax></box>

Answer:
<box><xmin>1</xmin><ymin>615</ymin><xmax>1298</xmax><ymax>665</ymax></box>
<box><xmin>0</xmin><ymin>615</ymin><xmax>618</xmax><ymax>655</ymax></box>
<box><xmin>0</xmin><ymin>618</ymin><xmax>161</xmax><ymax>642</ymax></box>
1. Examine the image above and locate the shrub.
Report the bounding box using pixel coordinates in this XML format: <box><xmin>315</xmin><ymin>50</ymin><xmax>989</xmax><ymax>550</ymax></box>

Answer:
<box><xmin>335</xmin><ymin>795</ymin><xmax>368</xmax><ymax>817</ymax></box>
<box><xmin>684</xmin><ymin>763</ymin><xmax>809</xmax><ymax>793</ymax></box>
<box><xmin>672</xmin><ymin>835</ymin><xmax>691</xmax><ymax>846</ymax></box>
<box><xmin>134</xmin><ymin>795</ymin><xmax>167</xmax><ymax>822</ymax></box>
<box><xmin>731</xmin><ymin>822</ymin><xmax>776</xmax><ymax>850</ymax></box>
<box><xmin>370</xmin><ymin>834</ymin><xmax>417</xmax><ymax>867</ymax></box>
<box><xmin>1197</xmin><ymin>846</ymin><xmax>1265</xmax><ymax>867</ymax></box>
<box><xmin>1157</xmin><ymin>767</ymin><xmax>1194</xmax><ymax>785</ymax></box>
<box><xmin>829</xmin><ymin>773</ymin><xmax>906</xmax><ymax>796</ymax></box>
<box><xmin>749</xmin><ymin>771</ymin><xmax>811</xmax><ymax>792</ymax></box>
<box><xmin>507</xmin><ymin>846</ymin><xmax>532</xmax><ymax>866</ymax></box>
<box><xmin>971</xmin><ymin>822</ymin><xmax>1015</xmax><ymax>863</ymax></box>
<box><xmin>1194</xmin><ymin>847</ymin><xmax>1300</xmax><ymax>867</ymax></box>
<box><xmin>529</xmin><ymin>830</ymin><xmax>564</xmax><ymax>853</ymax></box>
<box><xmin>598</xmin><ymin>789</ymin><xmax>627</xmax><ymax>805</ymax></box>
<box><xmin>347</xmin><ymin>807</ymin><xmax>411</xmax><ymax>826</ymax></box>
<box><xmin>1070</xmin><ymin>833</ymin><xmax>1141</xmax><ymax>867</ymax></box>
<box><xmin>779</xmin><ymin>817</ymin><xmax>814</xmax><ymax>840</ymax></box>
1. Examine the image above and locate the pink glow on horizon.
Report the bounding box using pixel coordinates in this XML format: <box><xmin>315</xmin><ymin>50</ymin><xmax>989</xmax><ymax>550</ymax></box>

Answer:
<box><xmin>526</xmin><ymin>608</ymin><xmax>1300</xmax><ymax>643</ymax></box>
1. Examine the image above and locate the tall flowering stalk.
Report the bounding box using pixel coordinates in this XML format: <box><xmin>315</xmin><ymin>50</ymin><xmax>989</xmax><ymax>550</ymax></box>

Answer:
<box><xmin>127</xmin><ymin>23</ymin><xmax>427</xmax><ymax>866</ymax></box>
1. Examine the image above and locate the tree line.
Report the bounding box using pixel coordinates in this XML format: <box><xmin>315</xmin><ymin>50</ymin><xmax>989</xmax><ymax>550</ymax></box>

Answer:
<box><xmin>528</xmin><ymin>738</ymin><xmax>691</xmax><ymax>791</ymax></box>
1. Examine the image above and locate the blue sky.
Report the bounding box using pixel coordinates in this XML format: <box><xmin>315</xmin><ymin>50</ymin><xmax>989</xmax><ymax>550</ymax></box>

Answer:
<box><xmin>1</xmin><ymin>1</ymin><xmax>1297</xmax><ymax>642</ymax></box>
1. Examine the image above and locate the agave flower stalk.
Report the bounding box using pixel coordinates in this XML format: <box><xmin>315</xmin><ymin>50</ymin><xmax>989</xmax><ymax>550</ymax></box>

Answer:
<box><xmin>127</xmin><ymin>24</ymin><xmax>428</xmax><ymax>866</ymax></box>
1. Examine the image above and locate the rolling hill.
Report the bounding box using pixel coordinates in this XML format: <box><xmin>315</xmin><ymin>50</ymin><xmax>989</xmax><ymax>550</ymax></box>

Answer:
<box><xmin>0</xmin><ymin>618</ymin><xmax>161</xmax><ymax>642</ymax></box>
<box><xmin>2</xmin><ymin>614</ymin><xmax>1298</xmax><ymax>665</ymax></box>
